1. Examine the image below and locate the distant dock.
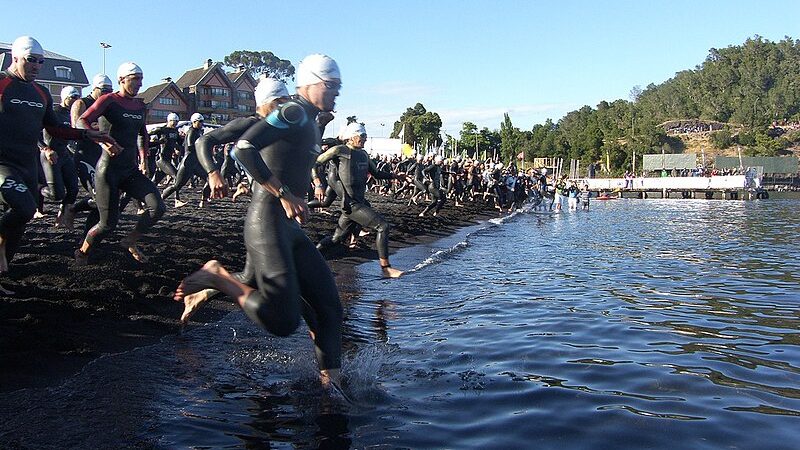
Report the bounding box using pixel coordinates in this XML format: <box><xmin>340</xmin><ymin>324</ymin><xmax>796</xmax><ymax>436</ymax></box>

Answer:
<box><xmin>578</xmin><ymin>175</ymin><xmax>769</xmax><ymax>199</ymax></box>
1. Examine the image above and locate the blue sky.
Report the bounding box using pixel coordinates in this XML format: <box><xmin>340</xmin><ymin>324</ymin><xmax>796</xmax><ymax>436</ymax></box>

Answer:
<box><xmin>6</xmin><ymin>1</ymin><xmax>800</xmax><ymax>138</ymax></box>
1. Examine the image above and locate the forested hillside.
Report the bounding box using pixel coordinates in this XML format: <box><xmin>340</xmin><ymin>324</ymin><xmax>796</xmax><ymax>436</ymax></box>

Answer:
<box><xmin>440</xmin><ymin>35</ymin><xmax>800</xmax><ymax>174</ymax></box>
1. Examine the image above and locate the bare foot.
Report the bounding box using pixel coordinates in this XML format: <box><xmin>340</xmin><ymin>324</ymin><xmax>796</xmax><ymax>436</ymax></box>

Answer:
<box><xmin>120</xmin><ymin>237</ymin><xmax>148</xmax><ymax>263</ymax></box>
<box><xmin>381</xmin><ymin>265</ymin><xmax>404</xmax><ymax>278</ymax></box>
<box><xmin>174</xmin><ymin>260</ymin><xmax>226</xmax><ymax>302</ymax></box>
<box><xmin>33</xmin><ymin>210</ymin><xmax>46</xmax><ymax>219</ymax></box>
<box><xmin>174</xmin><ymin>200</ymin><xmax>188</xmax><ymax>208</ymax></box>
<box><xmin>180</xmin><ymin>288</ymin><xmax>216</xmax><ymax>324</ymax></box>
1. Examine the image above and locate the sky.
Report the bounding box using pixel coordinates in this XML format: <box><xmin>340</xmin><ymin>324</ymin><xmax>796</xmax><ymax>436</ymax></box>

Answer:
<box><xmin>6</xmin><ymin>1</ymin><xmax>800</xmax><ymax>139</ymax></box>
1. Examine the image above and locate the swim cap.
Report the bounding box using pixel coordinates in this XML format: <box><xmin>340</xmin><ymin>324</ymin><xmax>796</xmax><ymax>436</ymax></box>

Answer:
<box><xmin>342</xmin><ymin>122</ymin><xmax>366</xmax><ymax>139</ymax></box>
<box><xmin>11</xmin><ymin>36</ymin><xmax>43</xmax><ymax>58</ymax></box>
<box><xmin>166</xmin><ymin>112</ymin><xmax>179</xmax><ymax>122</ymax></box>
<box><xmin>92</xmin><ymin>73</ymin><xmax>113</xmax><ymax>89</ymax></box>
<box><xmin>434</xmin><ymin>155</ymin><xmax>443</xmax><ymax>164</ymax></box>
<box><xmin>191</xmin><ymin>113</ymin><xmax>204</xmax><ymax>122</ymax></box>
<box><xmin>60</xmin><ymin>86</ymin><xmax>80</xmax><ymax>100</ymax></box>
<box><xmin>254</xmin><ymin>76</ymin><xmax>289</xmax><ymax>106</ymax></box>
<box><xmin>296</xmin><ymin>54</ymin><xmax>340</xmax><ymax>87</ymax></box>
<box><xmin>116</xmin><ymin>62</ymin><xmax>143</xmax><ymax>80</ymax></box>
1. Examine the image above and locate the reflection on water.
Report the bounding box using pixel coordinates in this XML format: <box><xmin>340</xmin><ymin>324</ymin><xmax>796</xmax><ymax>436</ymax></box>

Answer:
<box><xmin>1</xmin><ymin>199</ymin><xmax>799</xmax><ymax>449</ymax></box>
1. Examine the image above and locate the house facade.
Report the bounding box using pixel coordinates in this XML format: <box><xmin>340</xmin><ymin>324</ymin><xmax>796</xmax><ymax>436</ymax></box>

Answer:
<box><xmin>0</xmin><ymin>41</ymin><xmax>90</xmax><ymax>104</ymax></box>
<box><xmin>136</xmin><ymin>59</ymin><xmax>259</xmax><ymax>125</ymax></box>
<box><xmin>138</xmin><ymin>80</ymin><xmax>191</xmax><ymax>123</ymax></box>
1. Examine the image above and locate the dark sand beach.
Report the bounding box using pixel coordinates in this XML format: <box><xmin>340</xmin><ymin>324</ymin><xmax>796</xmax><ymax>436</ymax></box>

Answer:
<box><xmin>0</xmin><ymin>190</ymin><xmax>494</xmax><ymax>393</ymax></box>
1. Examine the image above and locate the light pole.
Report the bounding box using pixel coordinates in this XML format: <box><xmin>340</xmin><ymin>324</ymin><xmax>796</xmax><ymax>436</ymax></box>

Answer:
<box><xmin>100</xmin><ymin>42</ymin><xmax>112</xmax><ymax>74</ymax></box>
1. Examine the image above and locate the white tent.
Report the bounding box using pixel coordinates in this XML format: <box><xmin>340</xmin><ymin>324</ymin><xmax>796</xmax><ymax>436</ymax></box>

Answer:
<box><xmin>365</xmin><ymin>137</ymin><xmax>402</xmax><ymax>157</ymax></box>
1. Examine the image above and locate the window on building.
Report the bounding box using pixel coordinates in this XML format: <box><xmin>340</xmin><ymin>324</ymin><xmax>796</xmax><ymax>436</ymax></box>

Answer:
<box><xmin>238</xmin><ymin>90</ymin><xmax>254</xmax><ymax>100</ymax></box>
<box><xmin>201</xmin><ymin>100</ymin><xmax>230</xmax><ymax>109</ymax></box>
<box><xmin>151</xmin><ymin>110</ymin><xmax>171</xmax><ymax>119</ymax></box>
<box><xmin>202</xmin><ymin>87</ymin><xmax>229</xmax><ymax>97</ymax></box>
<box><xmin>237</xmin><ymin>104</ymin><xmax>254</xmax><ymax>112</ymax></box>
<box><xmin>159</xmin><ymin>97</ymin><xmax>179</xmax><ymax>105</ymax></box>
<box><xmin>54</xmin><ymin>66</ymin><xmax>72</xmax><ymax>80</ymax></box>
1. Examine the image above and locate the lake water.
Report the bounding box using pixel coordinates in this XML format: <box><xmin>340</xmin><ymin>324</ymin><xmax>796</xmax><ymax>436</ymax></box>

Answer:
<box><xmin>1</xmin><ymin>198</ymin><xmax>799</xmax><ymax>449</ymax></box>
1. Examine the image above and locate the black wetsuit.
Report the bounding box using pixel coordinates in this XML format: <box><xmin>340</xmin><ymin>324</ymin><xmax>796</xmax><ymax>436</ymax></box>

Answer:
<box><xmin>149</xmin><ymin>125</ymin><xmax>182</xmax><ymax>186</ymax></box>
<box><xmin>39</xmin><ymin>103</ymin><xmax>79</xmax><ymax>207</ymax></box>
<box><xmin>318</xmin><ymin>144</ymin><xmax>397</xmax><ymax>260</ymax></box>
<box><xmin>162</xmin><ymin>125</ymin><xmax>208</xmax><ymax>201</ymax></box>
<box><xmin>0</xmin><ymin>71</ymin><xmax>86</xmax><ymax>262</ymax></box>
<box><xmin>196</xmin><ymin>115</ymin><xmax>261</xmax><ymax>286</ymax></box>
<box><xmin>80</xmin><ymin>93</ymin><xmax>165</xmax><ymax>248</ymax></box>
<box><xmin>232</xmin><ymin>96</ymin><xmax>342</xmax><ymax>371</ymax></box>
<box><xmin>422</xmin><ymin>163</ymin><xmax>446</xmax><ymax>215</ymax></box>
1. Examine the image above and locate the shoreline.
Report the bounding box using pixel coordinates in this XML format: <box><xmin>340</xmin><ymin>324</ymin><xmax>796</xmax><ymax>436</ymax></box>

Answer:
<box><xmin>0</xmin><ymin>190</ymin><xmax>496</xmax><ymax>393</ymax></box>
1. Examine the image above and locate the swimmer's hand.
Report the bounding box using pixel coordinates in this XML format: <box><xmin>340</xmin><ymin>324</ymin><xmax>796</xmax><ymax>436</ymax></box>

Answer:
<box><xmin>101</xmin><ymin>142</ymin><xmax>123</xmax><ymax>157</ymax></box>
<box><xmin>42</xmin><ymin>147</ymin><xmax>58</xmax><ymax>165</ymax></box>
<box><xmin>279</xmin><ymin>192</ymin><xmax>309</xmax><ymax>224</ymax></box>
<box><xmin>208</xmin><ymin>171</ymin><xmax>228</xmax><ymax>198</ymax></box>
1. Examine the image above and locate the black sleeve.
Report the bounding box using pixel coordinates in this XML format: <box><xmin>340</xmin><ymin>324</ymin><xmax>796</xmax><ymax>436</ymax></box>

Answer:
<box><xmin>196</xmin><ymin>117</ymin><xmax>257</xmax><ymax>174</ymax></box>
<box><xmin>232</xmin><ymin>103</ymin><xmax>305</xmax><ymax>185</ymax></box>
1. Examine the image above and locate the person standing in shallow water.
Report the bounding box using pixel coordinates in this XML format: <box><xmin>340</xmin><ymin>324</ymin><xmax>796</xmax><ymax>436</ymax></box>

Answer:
<box><xmin>316</xmin><ymin>122</ymin><xmax>406</xmax><ymax>277</ymax></box>
<box><xmin>175</xmin><ymin>54</ymin><xmax>345</xmax><ymax>390</ymax></box>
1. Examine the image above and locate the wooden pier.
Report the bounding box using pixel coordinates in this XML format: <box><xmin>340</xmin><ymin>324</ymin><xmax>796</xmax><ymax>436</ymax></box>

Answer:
<box><xmin>578</xmin><ymin>175</ymin><xmax>769</xmax><ymax>199</ymax></box>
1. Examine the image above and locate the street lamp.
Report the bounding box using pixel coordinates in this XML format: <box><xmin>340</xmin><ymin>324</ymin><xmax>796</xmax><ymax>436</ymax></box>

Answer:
<box><xmin>100</xmin><ymin>42</ymin><xmax>112</xmax><ymax>74</ymax></box>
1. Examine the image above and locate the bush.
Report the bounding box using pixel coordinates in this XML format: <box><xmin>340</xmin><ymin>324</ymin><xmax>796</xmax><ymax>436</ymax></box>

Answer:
<box><xmin>710</xmin><ymin>129</ymin><xmax>733</xmax><ymax>149</ymax></box>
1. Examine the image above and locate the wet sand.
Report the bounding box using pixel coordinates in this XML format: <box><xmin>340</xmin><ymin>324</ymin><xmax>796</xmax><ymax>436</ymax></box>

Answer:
<box><xmin>0</xmin><ymin>190</ymin><xmax>495</xmax><ymax>393</ymax></box>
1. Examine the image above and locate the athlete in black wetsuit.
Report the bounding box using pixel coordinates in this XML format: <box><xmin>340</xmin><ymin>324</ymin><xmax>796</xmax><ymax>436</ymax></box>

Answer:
<box><xmin>39</xmin><ymin>85</ymin><xmax>81</xmax><ymax>228</ymax></box>
<box><xmin>316</xmin><ymin>122</ymin><xmax>405</xmax><ymax>277</ymax></box>
<box><xmin>149</xmin><ymin>113</ymin><xmax>182</xmax><ymax>188</ymax></box>
<box><xmin>420</xmin><ymin>155</ymin><xmax>446</xmax><ymax>216</ymax></box>
<box><xmin>161</xmin><ymin>113</ymin><xmax>209</xmax><ymax>207</ymax></box>
<box><xmin>0</xmin><ymin>36</ymin><xmax>112</xmax><ymax>277</ymax></box>
<box><xmin>308</xmin><ymin>137</ymin><xmax>348</xmax><ymax>210</ymax></box>
<box><xmin>175</xmin><ymin>55</ymin><xmax>344</xmax><ymax>389</ymax></box>
<box><xmin>75</xmin><ymin>62</ymin><xmax>165</xmax><ymax>265</ymax></box>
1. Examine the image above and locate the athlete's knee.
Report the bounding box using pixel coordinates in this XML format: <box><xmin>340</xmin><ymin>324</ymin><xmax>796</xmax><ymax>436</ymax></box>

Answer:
<box><xmin>242</xmin><ymin>291</ymin><xmax>301</xmax><ymax>336</ymax></box>
<box><xmin>374</xmin><ymin>219</ymin><xmax>390</xmax><ymax>235</ymax></box>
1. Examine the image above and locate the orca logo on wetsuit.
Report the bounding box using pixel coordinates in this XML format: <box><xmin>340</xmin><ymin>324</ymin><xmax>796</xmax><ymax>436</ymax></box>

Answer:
<box><xmin>123</xmin><ymin>113</ymin><xmax>143</xmax><ymax>120</ymax></box>
<box><xmin>9</xmin><ymin>98</ymin><xmax>44</xmax><ymax>108</ymax></box>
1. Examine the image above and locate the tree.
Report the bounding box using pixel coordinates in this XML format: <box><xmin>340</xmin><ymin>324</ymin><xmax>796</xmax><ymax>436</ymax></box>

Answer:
<box><xmin>392</xmin><ymin>103</ymin><xmax>442</xmax><ymax>151</ymax></box>
<box><xmin>223</xmin><ymin>50</ymin><xmax>295</xmax><ymax>81</ymax></box>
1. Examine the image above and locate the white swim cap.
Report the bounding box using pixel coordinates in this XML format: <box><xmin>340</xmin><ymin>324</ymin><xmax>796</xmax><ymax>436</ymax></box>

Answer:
<box><xmin>191</xmin><ymin>113</ymin><xmax>204</xmax><ymax>122</ymax></box>
<box><xmin>342</xmin><ymin>122</ymin><xmax>367</xmax><ymax>139</ymax></box>
<box><xmin>60</xmin><ymin>86</ymin><xmax>80</xmax><ymax>100</ymax></box>
<box><xmin>541</xmin><ymin>168</ymin><xmax>548</xmax><ymax>175</ymax></box>
<box><xmin>434</xmin><ymin>155</ymin><xmax>443</xmax><ymax>164</ymax></box>
<box><xmin>254</xmin><ymin>76</ymin><xmax>289</xmax><ymax>106</ymax></box>
<box><xmin>92</xmin><ymin>73</ymin><xmax>112</xmax><ymax>89</ymax></box>
<box><xmin>11</xmin><ymin>36</ymin><xmax>43</xmax><ymax>58</ymax></box>
<box><xmin>116</xmin><ymin>62</ymin><xmax>143</xmax><ymax>80</ymax></box>
<box><xmin>167</xmin><ymin>112</ymin><xmax>179</xmax><ymax>122</ymax></box>
<box><xmin>495</xmin><ymin>163</ymin><xmax>504</xmax><ymax>169</ymax></box>
<box><xmin>416</xmin><ymin>154</ymin><xmax>423</xmax><ymax>161</ymax></box>
<box><xmin>296</xmin><ymin>54</ymin><xmax>341</xmax><ymax>87</ymax></box>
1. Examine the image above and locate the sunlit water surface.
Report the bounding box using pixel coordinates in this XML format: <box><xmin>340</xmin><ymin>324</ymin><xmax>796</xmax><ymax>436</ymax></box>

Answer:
<box><xmin>1</xmin><ymin>198</ymin><xmax>798</xmax><ymax>449</ymax></box>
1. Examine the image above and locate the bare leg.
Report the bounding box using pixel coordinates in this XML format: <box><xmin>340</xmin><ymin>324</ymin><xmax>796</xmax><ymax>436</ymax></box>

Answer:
<box><xmin>120</xmin><ymin>230</ymin><xmax>148</xmax><ymax>263</ymax></box>
<box><xmin>380</xmin><ymin>257</ymin><xmax>403</xmax><ymax>278</ymax></box>
<box><xmin>175</xmin><ymin>260</ymin><xmax>253</xmax><ymax>308</ymax></box>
